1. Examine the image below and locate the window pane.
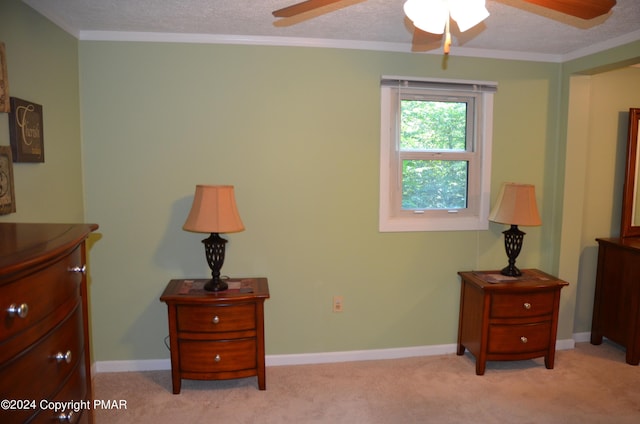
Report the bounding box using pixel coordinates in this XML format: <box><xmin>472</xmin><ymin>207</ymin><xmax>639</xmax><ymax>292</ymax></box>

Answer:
<box><xmin>400</xmin><ymin>100</ymin><xmax>467</xmax><ymax>151</ymax></box>
<box><xmin>402</xmin><ymin>160</ymin><xmax>468</xmax><ymax>209</ymax></box>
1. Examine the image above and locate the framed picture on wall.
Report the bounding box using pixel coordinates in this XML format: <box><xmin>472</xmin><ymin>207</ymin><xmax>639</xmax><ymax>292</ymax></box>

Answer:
<box><xmin>0</xmin><ymin>146</ymin><xmax>16</xmax><ymax>214</ymax></box>
<box><xmin>9</xmin><ymin>97</ymin><xmax>45</xmax><ymax>162</ymax></box>
<box><xmin>0</xmin><ymin>42</ymin><xmax>9</xmax><ymax>113</ymax></box>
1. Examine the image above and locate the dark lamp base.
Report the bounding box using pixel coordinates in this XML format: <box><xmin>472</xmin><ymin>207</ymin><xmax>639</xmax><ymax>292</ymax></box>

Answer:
<box><xmin>202</xmin><ymin>233</ymin><xmax>229</xmax><ymax>292</ymax></box>
<box><xmin>500</xmin><ymin>225</ymin><xmax>526</xmax><ymax>278</ymax></box>
<box><xmin>204</xmin><ymin>278</ymin><xmax>228</xmax><ymax>292</ymax></box>
<box><xmin>500</xmin><ymin>265</ymin><xmax>522</xmax><ymax>277</ymax></box>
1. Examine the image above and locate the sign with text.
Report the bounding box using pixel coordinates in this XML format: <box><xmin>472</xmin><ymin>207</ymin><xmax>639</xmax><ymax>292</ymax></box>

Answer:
<box><xmin>9</xmin><ymin>97</ymin><xmax>44</xmax><ymax>162</ymax></box>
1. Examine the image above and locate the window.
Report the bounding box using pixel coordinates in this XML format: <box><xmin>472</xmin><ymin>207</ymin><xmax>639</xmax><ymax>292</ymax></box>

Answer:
<box><xmin>379</xmin><ymin>77</ymin><xmax>496</xmax><ymax>232</ymax></box>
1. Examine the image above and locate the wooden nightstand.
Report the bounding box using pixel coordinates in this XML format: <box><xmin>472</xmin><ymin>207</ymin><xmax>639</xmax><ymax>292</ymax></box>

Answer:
<box><xmin>457</xmin><ymin>269</ymin><xmax>568</xmax><ymax>375</ymax></box>
<box><xmin>160</xmin><ymin>278</ymin><xmax>269</xmax><ymax>393</ymax></box>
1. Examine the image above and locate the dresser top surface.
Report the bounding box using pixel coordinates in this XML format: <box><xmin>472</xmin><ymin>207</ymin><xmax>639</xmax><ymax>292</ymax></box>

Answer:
<box><xmin>0</xmin><ymin>223</ymin><xmax>98</xmax><ymax>279</ymax></box>
<box><xmin>597</xmin><ymin>237</ymin><xmax>640</xmax><ymax>250</ymax></box>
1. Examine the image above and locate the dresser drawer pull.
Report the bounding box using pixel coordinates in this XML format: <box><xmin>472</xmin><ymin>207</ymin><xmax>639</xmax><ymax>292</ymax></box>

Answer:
<box><xmin>523</xmin><ymin>302</ymin><xmax>532</xmax><ymax>310</ymax></box>
<box><xmin>520</xmin><ymin>336</ymin><xmax>528</xmax><ymax>344</ymax></box>
<box><xmin>68</xmin><ymin>265</ymin><xmax>86</xmax><ymax>274</ymax></box>
<box><xmin>214</xmin><ymin>354</ymin><xmax>221</xmax><ymax>362</ymax></box>
<box><xmin>57</xmin><ymin>410</ymin><xmax>75</xmax><ymax>423</ymax></box>
<box><xmin>212</xmin><ymin>316</ymin><xmax>220</xmax><ymax>324</ymax></box>
<box><xmin>54</xmin><ymin>350</ymin><xmax>73</xmax><ymax>364</ymax></box>
<box><xmin>7</xmin><ymin>303</ymin><xmax>29</xmax><ymax>318</ymax></box>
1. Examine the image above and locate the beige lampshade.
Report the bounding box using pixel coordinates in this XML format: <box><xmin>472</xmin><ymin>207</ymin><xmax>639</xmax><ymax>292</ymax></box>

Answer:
<box><xmin>489</xmin><ymin>183</ymin><xmax>542</xmax><ymax>226</ymax></box>
<box><xmin>183</xmin><ymin>185</ymin><xmax>245</xmax><ymax>234</ymax></box>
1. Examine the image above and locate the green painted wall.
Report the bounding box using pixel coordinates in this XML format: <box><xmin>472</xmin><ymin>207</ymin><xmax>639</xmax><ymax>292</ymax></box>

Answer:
<box><xmin>3</xmin><ymin>0</ymin><xmax>639</xmax><ymax>363</ymax></box>
<box><xmin>78</xmin><ymin>42</ymin><xmax>564</xmax><ymax>360</ymax></box>
<box><xmin>560</xmin><ymin>60</ymin><xmax>640</xmax><ymax>334</ymax></box>
<box><xmin>0</xmin><ymin>0</ymin><xmax>84</xmax><ymax>222</ymax></box>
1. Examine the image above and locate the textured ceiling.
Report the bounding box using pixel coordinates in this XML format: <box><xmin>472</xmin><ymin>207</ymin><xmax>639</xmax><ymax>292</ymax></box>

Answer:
<box><xmin>21</xmin><ymin>0</ymin><xmax>640</xmax><ymax>61</ymax></box>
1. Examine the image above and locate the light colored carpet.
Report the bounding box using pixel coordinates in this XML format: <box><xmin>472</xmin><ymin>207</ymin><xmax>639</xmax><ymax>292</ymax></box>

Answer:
<box><xmin>93</xmin><ymin>341</ymin><xmax>640</xmax><ymax>423</ymax></box>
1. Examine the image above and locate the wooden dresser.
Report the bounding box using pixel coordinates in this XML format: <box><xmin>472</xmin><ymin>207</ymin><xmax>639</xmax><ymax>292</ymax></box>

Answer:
<box><xmin>591</xmin><ymin>237</ymin><xmax>640</xmax><ymax>365</ymax></box>
<box><xmin>457</xmin><ymin>269</ymin><xmax>568</xmax><ymax>375</ymax></box>
<box><xmin>0</xmin><ymin>223</ymin><xmax>97</xmax><ymax>423</ymax></box>
<box><xmin>160</xmin><ymin>278</ymin><xmax>269</xmax><ymax>393</ymax></box>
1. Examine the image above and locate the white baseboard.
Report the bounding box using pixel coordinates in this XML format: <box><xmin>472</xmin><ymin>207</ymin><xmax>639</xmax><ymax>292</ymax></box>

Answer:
<box><xmin>266</xmin><ymin>343</ymin><xmax>458</xmax><ymax>366</ymax></box>
<box><xmin>94</xmin><ymin>358</ymin><xmax>171</xmax><ymax>373</ymax></box>
<box><xmin>556</xmin><ymin>337</ymin><xmax>576</xmax><ymax>350</ymax></box>
<box><xmin>93</xmin><ymin>337</ymin><xmax>577</xmax><ymax>373</ymax></box>
<box><xmin>572</xmin><ymin>332</ymin><xmax>591</xmax><ymax>343</ymax></box>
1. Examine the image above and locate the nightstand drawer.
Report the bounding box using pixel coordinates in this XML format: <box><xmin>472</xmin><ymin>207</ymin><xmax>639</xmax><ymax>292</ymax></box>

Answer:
<box><xmin>490</xmin><ymin>291</ymin><xmax>554</xmax><ymax>318</ymax></box>
<box><xmin>488</xmin><ymin>322</ymin><xmax>551</xmax><ymax>354</ymax></box>
<box><xmin>179</xmin><ymin>339</ymin><xmax>257</xmax><ymax>373</ymax></box>
<box><xmin>177</xmin><ymin>303</ymin><xmax>256</xmax><ymax>333</ymax></box>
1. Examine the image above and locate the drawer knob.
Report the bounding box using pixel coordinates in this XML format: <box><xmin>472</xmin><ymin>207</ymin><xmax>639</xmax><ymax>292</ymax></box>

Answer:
<box><xmin>520</xmin><ymin>336</ymin><xmax>528</xmax><ymax>344</ymax></box>
<box><xmin>523</xmin><ymin>302</ymin><xmax>532</xmax><ymax>310</ymax></box>
<box><xmin>68</xmin><ymin>265</ymin><xmax>86</xmax><ymax>274</ymax></box>
<box><xmin>7</xmin><ymin>303</ymin><xmax>29</xmax><ymax>318</ymax></box>
<box><xmin>57</xmin><ymin>411</ymin><xmax>75</xmax><ymax>423</ymax></box>
<box><xmin>212</xmin><ymin>316</ymin><xmax>220</xmax><ymax>324</ymax></box>
<box><xmin>214</xmin><ymin>354</ymin><xmax>221</xmax><ymax>362</ymax></box>
<box><xmin>55</xmin><ymin>350</ymin><xmax>73</xmax><ymax>364</ymax></box>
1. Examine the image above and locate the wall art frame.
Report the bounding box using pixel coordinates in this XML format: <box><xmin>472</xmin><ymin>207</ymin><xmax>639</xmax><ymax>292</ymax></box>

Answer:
<box><xmin>0</xmin><ymin>145</ymin><xmax>16</xmax><ymax>214</ymax></box>
<box><xmin>0</xmin><ymin>42</ymin><xmax>9</xmax><ymax>113</ymax></box>
<box><xmin>9</xmin><ymin>97</ymin><xmax>45</xmax><ymax>162</ymax></box>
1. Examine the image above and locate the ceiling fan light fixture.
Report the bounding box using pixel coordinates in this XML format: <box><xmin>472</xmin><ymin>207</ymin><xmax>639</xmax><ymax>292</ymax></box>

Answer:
<box><xmin>404</xmin><ymin>0</ymin><xmax>448</xmax><ymax>34</ymax></box>
<box><xmin>449</xmin><ymin>0</ymin><xmax>490</xmax><ymax>32</ymax></box>
<box><xmin>404</xmin><ymin>0</ymin><xmax>490</xmax><ymax>34</ymax></box>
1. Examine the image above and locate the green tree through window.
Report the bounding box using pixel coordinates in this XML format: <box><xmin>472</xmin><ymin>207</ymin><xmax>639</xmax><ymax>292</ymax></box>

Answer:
<box><xmin>400</xmin><ymin>100</ymin><xmax>468</xmax><ymax>210</ymax></box>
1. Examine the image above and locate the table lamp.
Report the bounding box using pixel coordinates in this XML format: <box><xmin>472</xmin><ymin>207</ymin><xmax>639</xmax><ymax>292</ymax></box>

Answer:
<box><xmin>488</xmin><ymin>183</ymin><xmax>541</xmax><ymax>277</ymax></box>
<box><xmin>183</xmin><ymin>185</ymin><xmax>245</xmax><ymax>291</ymax></box>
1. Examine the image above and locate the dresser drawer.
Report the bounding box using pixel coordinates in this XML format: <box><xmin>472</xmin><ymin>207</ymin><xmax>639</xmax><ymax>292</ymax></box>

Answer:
<box><xmin>0</xmin><ymin>304</ymin><xmax>84</xmax><ymax>403</ymax></box>
<box><xmin>488</xmin><ymin>322</ymin><xmax>552</xmax><ymax>354</ymax></box>
<box><xmin>0</xmin><ymin>246</ymin><xmax>83</xmax><ymax>344</ymax></box>
<box><xmin>490</xmin><ymin>291</ymin><xmax>554</xmax><ymax>318</ymax></box>
<box><xmin>179</xmin><ymin>338</ymin><xmax>257</xmax><ymax>373</ymax></box>
<box><xmin>30</xmin><ymin>359</ymin><xmax>89</xmax><ymax>424</ymax></box>
<box><xmin>177</xmin><ymin>303</ymin><xmax>256</xmax><ymax>333</ymax></box>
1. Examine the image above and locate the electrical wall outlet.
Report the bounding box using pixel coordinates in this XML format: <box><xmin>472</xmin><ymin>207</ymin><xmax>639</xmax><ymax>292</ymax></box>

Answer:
<box><xmin>333</xmin><ymin>296</ymin><xmax>343</xmax><ymax>312</ymax></box>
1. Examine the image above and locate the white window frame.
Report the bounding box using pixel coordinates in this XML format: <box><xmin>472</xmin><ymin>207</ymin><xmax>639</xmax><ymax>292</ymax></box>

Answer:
<box><xmin>379</xmin><ymin>76</ymin><xmax>496</xmax><ymax>232</ymax></box>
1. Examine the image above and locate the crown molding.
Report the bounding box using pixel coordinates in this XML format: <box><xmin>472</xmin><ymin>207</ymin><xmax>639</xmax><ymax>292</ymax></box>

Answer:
<box><xmin>560</xmin><ymin>28</ymin><xmax>640</xmax><ymax>62</ymax></box>
<box><xmin>24</xmin><ymin>0</ymin><xmax>640</xmax><ymax>64</ymax></box>
<box><xmin>78</xmin><ymin>29</ymin><xmax>640</xmax><ymax>62</ymax></box>
<box><xmin>79</xmin><ymin>30</ymin><xmax>569</xmax><ymax>63</ymax></box>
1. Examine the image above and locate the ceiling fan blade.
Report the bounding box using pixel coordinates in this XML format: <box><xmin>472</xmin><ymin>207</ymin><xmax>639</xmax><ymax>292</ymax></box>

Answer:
<box><xmin>273</xmin><ymin>0</ymin><xmax>346</xmax><ymax>18</ymax></box>
<box><xmin>521</xmin><ymin>0</ymin><xmax>616</xmax><ymax>19</ymax></box>
<box><xmin>411</xmin><ymin>28</ymin><xmax>442</xmax><ymax>52</ymax></box>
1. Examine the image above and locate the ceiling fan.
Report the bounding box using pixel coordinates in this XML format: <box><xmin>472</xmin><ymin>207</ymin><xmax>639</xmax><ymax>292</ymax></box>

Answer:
<box><xmin>272</xmin><ymin>0</ymin><xmax>617</xmax><ymax>53</ymax></box>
